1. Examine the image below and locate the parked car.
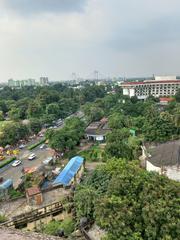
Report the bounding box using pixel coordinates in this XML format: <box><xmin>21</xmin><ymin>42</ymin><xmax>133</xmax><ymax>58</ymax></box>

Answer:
<box><xmin>12</xmin><ymin>160</ymin><xmax>22</xmax><ymax>167</ymax></box>
<box><xmin>19</xmin><ymin>144</ymin><xmax>26</xmax><ymax>149</ymax></box>
<box><xmin>28</xmin><ymin>153</ymin><xmax>36</xmax><ymax>160</ymax></box>
<box><xmin>40</xmin><ymin>144</ymin><xmax>46</xmax><ymax>149</ymax></box>
<box><xmin>43</xmin><ymin>157</ymin><xmax>53</xmax><ymax>165</ymax></box>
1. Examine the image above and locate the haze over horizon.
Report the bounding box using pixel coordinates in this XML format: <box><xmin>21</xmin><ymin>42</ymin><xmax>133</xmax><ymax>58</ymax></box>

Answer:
<box><xmin>0</xmin><ymin>0</ymin><xmax>180</xmax><ymax>82</ymax></box>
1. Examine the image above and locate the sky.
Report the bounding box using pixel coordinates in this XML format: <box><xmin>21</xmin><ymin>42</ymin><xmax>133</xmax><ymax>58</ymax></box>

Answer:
<box><xmin>0</xmin><ymin>0</ymin><xmax>180</xmax><ymax>82</ymax></box>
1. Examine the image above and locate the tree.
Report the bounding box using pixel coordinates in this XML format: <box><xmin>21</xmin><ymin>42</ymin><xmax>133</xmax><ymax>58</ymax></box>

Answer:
<box><xmin>75</xmin><ymin>159</ymin><xmax>180</xmax><ymax>240</ymax></box>
<box><xmin>74</xmin><ymin>186</ymin><xmax>97</xmax><ymax>222</ymax></box>
<box><xmin>0</xmin><ymin>122</ymin><xmax>29</xmax><ymax>146</ymax></box>
<box><xmin>29</xmin><ymin>118</ymin><xmax>42</xmax><ymax>134</ymax></box>
<box><xmin>175</xmin><ymin>89</ymin><xmax>180</xmax><ymax>102</ymax></box>
<box><xmin>27</xmin><ymin>101</ymin><xmax>42</xmax><ymax>118</ymax></box>
<box><xmin>0</xmin><ymin>111</ymin><xmax>4</xmax><ymax>121</ymax></box>
<box><xmin>8</xmin><ymin>107</ymin><xmax>21</xmax><ymax>121</ymax></box>
<box><xmin>46</xmin><ymin>103</ymin><xmax>60</xmax><ymax>116</ymax></box>
<box><xmin>105</xmin><ymin>129</ymin><xmax>133</xmax><ymax>159</ymax></box>
<box><xmin>47</xmin><ymin>117</ymin><xmax>85</xmax><ymax>152</ymax></box>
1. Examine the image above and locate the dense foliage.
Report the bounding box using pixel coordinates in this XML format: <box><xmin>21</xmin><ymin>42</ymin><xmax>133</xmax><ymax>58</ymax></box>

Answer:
<box><xmin>74</xmin><ymin>159</ymin><xmax>180</xmax><ymax>240</ymax></box>
<box><xmin>41</xmin><ymin>218</ymin><xmax>75</xmax><ymax>236</ymax></box>
<box><xmin>46</xmin><ymin>117</ymin><xmax>85</xmax><ymax>152</ymax></box>
<box><xmin>0</xmin><ymin>84</ymin><xmax>106</xmax><ymax>146</ymax></box>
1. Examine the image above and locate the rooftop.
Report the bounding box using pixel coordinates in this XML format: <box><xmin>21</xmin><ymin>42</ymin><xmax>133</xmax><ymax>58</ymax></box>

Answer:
<box><xmin>53</xmin><ymin>156</ymin><xmax>84</xmax><ymax>186</ymax></box>
<box><xmin>85</xmin><ymin>118</ymin><xmax>111</xmax><ymax>136</ymax></box>
<box><xmin>148</xmin><ymin>141</ymin><xmax>180</xmax><ymax>167</ymax></box>
<box><xmin>26</xmin><ymin>186</ymin><xmax>41</xmax><ymax>197</ymax></box>
<box><xmin>121</xmin><ymin>80</ymin><xmax>180</xmax><ymax>86</ymax></box>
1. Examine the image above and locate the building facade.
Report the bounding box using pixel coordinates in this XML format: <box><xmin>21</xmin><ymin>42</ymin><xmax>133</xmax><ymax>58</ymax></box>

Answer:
<box><xmin>8</xmin><ymin>78</ymin><xmax>36</xmax><ymax>88</ymax></box>
<box><xmin>121</xmin><ymin>76</ymin><xmax>180</xmax><ymax>99</ymax></box>
<box><xmin>40</xmin><ymin>77</ymin><xmax>49</xmax><ymax>86</ymax></box>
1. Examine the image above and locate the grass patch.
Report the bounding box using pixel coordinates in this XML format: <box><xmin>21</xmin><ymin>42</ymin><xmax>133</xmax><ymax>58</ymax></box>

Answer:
<box><xmin>0</xmin><ymin>157</ymin><xmax>16</xmax><ymax>169</ymax></box>
<box><xmin>28</xmin><ymin>138</ymin><xmax>46</xmax><ymax>150</ymax></box>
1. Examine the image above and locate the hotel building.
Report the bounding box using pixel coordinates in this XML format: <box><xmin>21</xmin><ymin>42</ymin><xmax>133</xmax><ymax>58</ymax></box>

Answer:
<box><xmin>121</xmin><ymin>76</ymin><xmax>180</xmax><ymax>99</ymax></box>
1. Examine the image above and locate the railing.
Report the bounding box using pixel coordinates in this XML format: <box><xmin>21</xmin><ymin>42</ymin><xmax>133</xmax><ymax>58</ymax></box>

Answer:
<box><xmin>0</xmin><ymin>201</ymin><xmax>63</xmax><ymax>228</ymax></box>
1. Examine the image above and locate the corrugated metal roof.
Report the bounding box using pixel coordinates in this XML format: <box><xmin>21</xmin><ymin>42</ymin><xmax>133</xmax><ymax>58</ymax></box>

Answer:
<box><xmin>53</xmin><ymin>156</ymin><xmax>84</xmax><ymax>186</ymax></box>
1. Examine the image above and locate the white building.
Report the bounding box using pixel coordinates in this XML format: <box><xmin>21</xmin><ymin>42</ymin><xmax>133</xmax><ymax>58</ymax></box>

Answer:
<box><xmin>121</xmin><ymin>76</ymin><xmax>180</xmax><ymax>99</ymax></box>
<box><xmin>40</xmin><ymin>77</ymin><xmax>49</xmax><ymax>86</ymax></box>
<box><xmin>141</xmin><ymin>142</ymin><xmax>180</xmax><ymax>182</ymax></box>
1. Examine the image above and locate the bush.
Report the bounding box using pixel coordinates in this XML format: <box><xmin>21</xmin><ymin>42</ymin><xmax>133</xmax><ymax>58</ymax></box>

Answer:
<box><xmin>60</xmin><ymin>217</ymin><xmax>75</xmax><ymax>236</ymax></box>
<box><xmin>42</xmin><ymin>217</ymin><xmax>75</xmax><ymax>236</ymax></box>
<box><xmin>28</xmin><ymin>138</ymin><xmax>46</xmax><ymax>150</ymax></box>
<box><xmin>43</xmin><ymin>220</ymin><xmax>61</xmax><ymax>235</ymax></box>
<box><xmin>0</xmin><ymin>214</ymin><xmax>7</xmax><ymax>223</ymax></box>
<box><xmin>9</xmin><ymin>189</ymin><xmax>24</xmax><ymax>199</ymax></box>
<box><xmin>0</xmin><ymin>157</ymin><xmax>16</xmax><ymax>169</ymax></box>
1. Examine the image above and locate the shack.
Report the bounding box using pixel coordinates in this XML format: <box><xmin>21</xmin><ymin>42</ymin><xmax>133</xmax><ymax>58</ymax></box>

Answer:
<box><xmin>85</xmin><ymin>118</ymin><xmax>111</xmax><ymax>142</ymax></box>
<box><xmin>53</xmin><ymin>156</ymin><xmax>84</xmax><ymax>187</ymax></box>
<box><xmin>26</xmin><ymin>186</ymin><xmax>43</xmax><ymax>205</ymax></box>
<box><xmin>0</xmin><ymin>179</ymin><xmax>13</xmax><ymax>199</ymax></box>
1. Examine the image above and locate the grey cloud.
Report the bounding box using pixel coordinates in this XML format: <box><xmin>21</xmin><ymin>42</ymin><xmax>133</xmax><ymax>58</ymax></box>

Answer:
<box><xmin>106</xmin><ymin>15</ymin><xmax>180</xmax><ymax>52</ymax></box>
<box><xmin>3</xmin><ymin>0</ymin><xmax>87</xmax><ymax>15</ymax></box>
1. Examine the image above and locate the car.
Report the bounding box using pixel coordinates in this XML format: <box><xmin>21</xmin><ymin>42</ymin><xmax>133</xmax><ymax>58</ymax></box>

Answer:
<box><xmin>43</xmin><ymin>157</ymin><xmax>53</xmax><ymax>165</ymax></box>
<box><xmin>40</xmin><ymin>144</ymin><xmax>46</xmax><ymax>149</ymax></box>
<box><xmin>12</xmin><ymin>160</ymin><xmax>22</xmax><ymax>167</ymax></box>
<box><xmin>19</xmin><ymin>144</ymin><xmax>26</xmax><ymax>149</ymax></box>
<box><xmin>28</xmin><ymin>153</ymin><xmax>36</xmax><ymax>160</ymax></box>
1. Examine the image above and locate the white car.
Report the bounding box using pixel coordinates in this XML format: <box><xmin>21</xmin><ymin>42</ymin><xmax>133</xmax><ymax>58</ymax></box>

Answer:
<box><xmin>40</xmin><ymin>144</ymin><xmax>46</xmax><ymax>149</ymax></box>
<box><xmin>28</xmin><ymin>153</ymin><xmax>36</xmax><ymax>160</ymax></box>
<box><xmin>19</xmin><ymin>144</ymin><xmax>26</xmax><ymax>149</ymax></box>
<box><xmin>12</xmin><ymin>160</ymin><xmax>22</xmax><ymax>167</ymax></box>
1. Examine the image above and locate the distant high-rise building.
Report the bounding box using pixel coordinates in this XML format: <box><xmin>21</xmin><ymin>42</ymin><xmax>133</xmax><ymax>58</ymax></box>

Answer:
<box><xmin>8</xmin><ymin>78</ymin><xmax>37</xmax><ymax>88</ymax></box>
<box><xmin>40</xmin><ymin>77</ymin><xmax>49</xmax><ymax>86</ymax></box>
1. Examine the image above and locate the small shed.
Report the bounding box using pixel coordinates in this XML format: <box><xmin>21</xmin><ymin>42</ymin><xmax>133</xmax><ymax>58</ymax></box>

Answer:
<box><xmin>0</xmin><ymin>179</ymin><xmax>13</xmax><ymax>199</ymax></box>
<box><xmin>26</xmin><ymin>186</ymin><xmax>43</xmax><ymax>205</ymax></box>
<box><xmin>53</xmin><ymin>156</ymin><xmax>84</xmax><ymax>187</ymax></box>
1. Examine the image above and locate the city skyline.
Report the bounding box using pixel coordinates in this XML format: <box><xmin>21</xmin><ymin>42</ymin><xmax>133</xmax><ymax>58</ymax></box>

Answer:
<box><xmin>0</xmin><ymin>0</ymin><xmax>180</xmax><ymax>82</ymax></box>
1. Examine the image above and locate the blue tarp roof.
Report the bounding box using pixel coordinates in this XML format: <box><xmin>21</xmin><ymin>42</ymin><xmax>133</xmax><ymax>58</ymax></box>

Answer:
<box><xmin>0</xmin><ymin>179</ymin><xmax>13</xmax><ymax>189</ymax></box>
<box><xmin>53</xmin><ymin>156</ymin><xmax>84</xmax><ymax>186</ymax></box>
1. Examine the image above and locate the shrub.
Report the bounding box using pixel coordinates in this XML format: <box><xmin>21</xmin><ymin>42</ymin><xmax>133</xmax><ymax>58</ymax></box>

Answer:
<box><xmin>9</xmin><ymin>189</ymin><xmax>24</xmax><ymax>199</ymax></box>
<box><xmin>0</xmin><ymin>157</ymin><xmax>16</xmax><ymax>169</ymax></box>
<box><xmin>28</xmin><ymin>138</ymin><xmax>46</xmax><ymax>150</ymax></box>
<box><xmin>0</xmin><ymin>214</ymin><xmax>7</xmax><ymax>223</ymax></box>
<box><xmin>42</xmin><ymin>217</ymin><xmax>75</xmax><ymax>236</ymax></box>
<box><xmin>60</xmin><ymin>217</ymin><xmax>75</xmax><ymax>236</ymax></box>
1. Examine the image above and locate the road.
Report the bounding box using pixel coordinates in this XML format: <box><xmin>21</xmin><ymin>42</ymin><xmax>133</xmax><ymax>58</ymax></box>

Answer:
<box><xmin>0</xmin><ymin>111</ymin><xmax>84</xmax><ymax>188</ymax></box>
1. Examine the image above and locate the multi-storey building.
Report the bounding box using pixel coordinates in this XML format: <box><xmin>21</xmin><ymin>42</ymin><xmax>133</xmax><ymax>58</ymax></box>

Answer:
<box><xmin>121</xmin><ymin>76</ymin><xmax>180</xmax><ymax>99</ymax></box>
<box><xmin>8</xmin><ymin>78</ymin><xmax>36</xmax><ymax>88</ymax></box>
<box><xmin>40</xmin><ymin>77</ymin><xmax>49</xmax><ymax>86</ymax></box>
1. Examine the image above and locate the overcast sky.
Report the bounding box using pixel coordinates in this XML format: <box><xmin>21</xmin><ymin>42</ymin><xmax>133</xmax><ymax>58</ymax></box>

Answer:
<box><xmin>0</xmin><ymin>0</ymin><xmax>180</xmax><ymax>82</ymax></box>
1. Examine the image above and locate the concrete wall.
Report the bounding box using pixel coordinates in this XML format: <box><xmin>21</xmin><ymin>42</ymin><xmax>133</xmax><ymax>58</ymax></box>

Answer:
<box><xmin>166</xmin><ymin>167</ymin><xmax>180</xmax><ymax>182</ymax></box>
<box><xmin>146</xmin><ymin>161</ymin><xmax>180</xmax><ymax>181</ymax></box>
<box><xmin>146</xmin><ymin>160</ymin><xmax>161</xmax><ymax>174</ymax></box>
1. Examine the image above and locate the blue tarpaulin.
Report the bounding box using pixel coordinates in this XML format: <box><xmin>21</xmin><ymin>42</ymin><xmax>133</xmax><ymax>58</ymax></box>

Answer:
<box><xmin>53</xmin><ymin>156</ymin><xmax>84</xmax><ymax>186</ymax></box>
<box><xmin>0</xmin><ymin>179</ymin><xmax>13</xmax><ymax>189</ymax></box>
